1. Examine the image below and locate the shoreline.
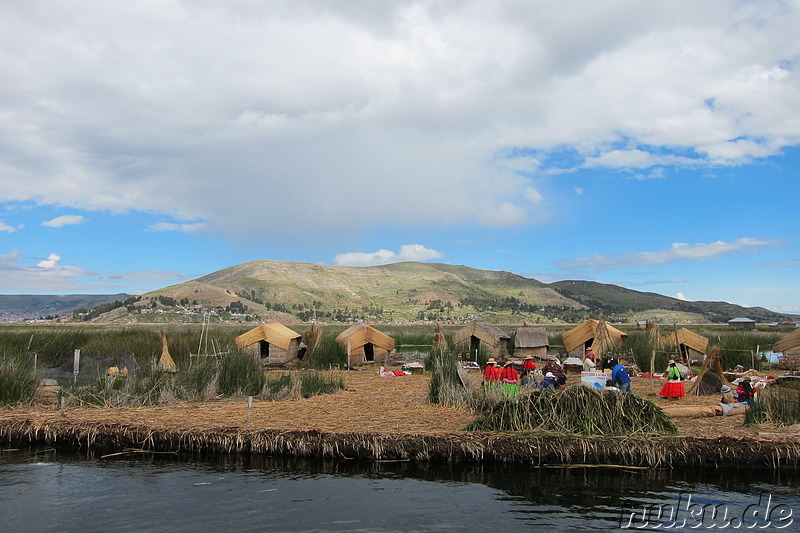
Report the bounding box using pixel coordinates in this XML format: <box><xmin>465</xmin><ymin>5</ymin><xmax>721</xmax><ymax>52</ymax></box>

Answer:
<box><xmin>3</xmin><ymin>372</ymin><xmax>799</xmax><ymax>469</ymax></box>
<box><xmin>3</xmin><ymin>413</ymin><xmax>799</xmax><ymax>469</ymax></box>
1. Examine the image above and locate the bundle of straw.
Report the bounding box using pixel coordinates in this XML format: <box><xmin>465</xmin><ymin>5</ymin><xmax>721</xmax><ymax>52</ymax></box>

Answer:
<box><xmin>467</xmin><ymin>385</ymin><xmax>677</xmax><ymax>436</ymax></box>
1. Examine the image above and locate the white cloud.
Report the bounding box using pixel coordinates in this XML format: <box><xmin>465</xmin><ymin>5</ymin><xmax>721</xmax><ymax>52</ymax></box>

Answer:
<box><xmin>334</xmin><ymin>244</ymin><xmax>443</xmax><ymax>267</ymax></box>
<box><xmin>0</xmin><ymin>250</ymin><xmax>187</xmax><ymax>293</ymax></box>
<box><xmin>0</xmin><ymin>1</ymin><xmax>798</xmax><ymax>242</ymax></box>
<box><xmin>554</xmin><ymin>238</ymin><xmax>778</xmax><ymax>273</ymax></box>
<box><xmin>41</xmin><ymin>215</ymin><xmax>85</xmax><ymax>227</ymax></box>
<box><xmin>37</xmin><ymin>253</ymin><xmax>62</xmax><ymax>269</ymax></box>
<box><xmin>675</xmin><ymin>292</ymin><xmax>687</xmax><ymax>301</ymax></box>
<box><xmin>0</xmin><ymin>220</ymin><xmax>22</xmax><ymax>233</ymax></box>
<box><xmin>149</xmin><ymin>222</ymin><xmax>207</xmax><ymax>233</ymax></box>
<box><xmin>574</xmin><ymin>188</ymin><xmax>584</xmax><ymax>196</ymax></box>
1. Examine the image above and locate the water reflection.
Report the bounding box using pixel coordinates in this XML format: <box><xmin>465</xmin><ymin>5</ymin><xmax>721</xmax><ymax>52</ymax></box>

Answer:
<box><xmin>1</xmin><ymin>447</ymin><xmax>798</xmax><ymax>532</ymax></box>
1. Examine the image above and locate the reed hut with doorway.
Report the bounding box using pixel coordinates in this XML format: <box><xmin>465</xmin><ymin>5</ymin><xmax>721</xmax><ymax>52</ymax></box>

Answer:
<box><xmin>514</xmin><ymin>327</ymin><xmax>549</xmax><ymax>359</ymax></box>
<box><xmin>236</xmin><ymin>323</ymin><xmax>304</xmax><ymax>365</ymax></box>
<box><xmin>662</xmin><ymin>328</ymin><xmax>709</xmax><ymax>363</ymax></box>
<box><xmin>336</xmin><ymin>323</ymin><xmax>395</xmax><ymax>365</ymax></box>
<box><xmin>453</xmin><ymin>321</ymin><xmax>510</xmax><ymax>362</ymax></box>
<box><xmin>563</xmin><ymin>318</ymin><xmax>628</xmax><ymax>357</ymax></box>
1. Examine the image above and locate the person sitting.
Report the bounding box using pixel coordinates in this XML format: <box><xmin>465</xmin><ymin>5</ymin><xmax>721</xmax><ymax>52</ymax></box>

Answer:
<box><xmin>538</xmin><ymin>372</ymin><xmax>557</xmax><ymax>390</ymax></box>
<box><xmin>610</xmin><ymin>358</ymin><xmax>633</xmax><ymax>393</ymax></box>
<box><xmin>659</xmin><ymin>360</ymin><xmax>685</xmax><ymax>399</ymax></box>
<box><xmin>736</xmin><ymin>377</ymin><xmax>755</xmax><ymax>406</ymax></box>
<box><xmin>605</xmin><ymin>379</ymin><xmax>619</xmax><ymax>391</ymax></box>
<box><xmin>720</xmin><ymin>384</ymin><xmax>747</xmax><ymax>415</ymax></box>
<box><xmin>520</xmin><ymin>368</ymin><xmax>538</xmax><ymax>388</ymax></box>
<box><xmin>720</xmin><ymin>384</ymin><xmax>735</xmax><ymax>404</ymax></box>
<box><xmin>543</xmin><ymin>356</ymin><xmax>563</xmax><ymax>379</ymax></box>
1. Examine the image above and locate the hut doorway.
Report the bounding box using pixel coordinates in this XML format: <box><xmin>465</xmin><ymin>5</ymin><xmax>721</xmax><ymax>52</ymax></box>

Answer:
<box><xmin>259</xmin><ymin>340</ymin><xmax>269</xmax><ymax>358</ymax></box>
<box><xmin>470</xmin><ymin>337</ymin><xmax>480</xmax><ymax>357</ymax></box>
<box><xmin>364</xmin><ymin>344</ymin><xmax>375</xmax><ymax>362</ymax></box>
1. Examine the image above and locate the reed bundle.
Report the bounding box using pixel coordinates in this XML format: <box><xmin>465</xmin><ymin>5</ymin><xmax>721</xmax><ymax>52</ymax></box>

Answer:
<box><xmin>467</xmin><ymin>385</ymin><xmax>677</xmax><ymax>436</ymax></box>
<box><xmin>746</xmin><ymin>384</ymin><xmax>800</xmax><ymax>427</ymax></box>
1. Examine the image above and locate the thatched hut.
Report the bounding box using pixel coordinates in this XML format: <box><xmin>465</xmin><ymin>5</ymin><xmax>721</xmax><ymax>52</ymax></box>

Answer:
<box><xmin>562</xmin><ymin>319</ymin><xmax>628</xmax><ymax>356</ymax></box>
<box><xmin>775</xmin><ymin>329</ymin><xmax>800</xmax><ymax>361</ymax></box>
<box><xmin>662</xmin><ymin>328</ymin><xmax>709</xmax><ymax>362</ymax></box>
<box><xmin>236</xmin><ymin>323</ymin><xmax>304</xmax><ymax>365</ymax></box>
<box><xmin>452</xmin><ymin>321</ymin><xmax>510</xmax><ymax>362</ymax></box>
<box><xmin>514</xmin><ymin>327</ymin><xmax>549</xmax><ymax>359</ymax></box>
<box><xmin>336</xmin><ymin>323</ymin><xmax>395</xmax><ymax>365</ymax></box>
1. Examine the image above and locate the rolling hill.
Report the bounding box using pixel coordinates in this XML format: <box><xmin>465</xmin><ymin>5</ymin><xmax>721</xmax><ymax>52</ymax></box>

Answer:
<box><xmin>5</xmin><ymin>261</ymin><xmax>795</xmax><ymax>325</ymax></box>
<box><xmin>128</xmin><ymin>260</ymin><xmax>795</xmax><ymax>324</ymax></box>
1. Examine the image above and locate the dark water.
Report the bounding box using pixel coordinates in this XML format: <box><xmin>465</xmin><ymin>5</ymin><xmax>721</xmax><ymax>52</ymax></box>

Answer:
<box><xmin>1</xmin><ymin>448</ymin><xmax>798</xmax><ymax>532</ymax></box>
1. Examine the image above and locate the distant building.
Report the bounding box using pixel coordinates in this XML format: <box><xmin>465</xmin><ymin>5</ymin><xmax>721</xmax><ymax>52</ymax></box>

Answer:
<box><xmin>514</xmin><ymin>327</ymin><xmax>549</xmax><ymax>359</ymax></box>
<box><xmin>769</xmin><ymin>320</ymin><xmax>800</xmax><ymax>329</ymax></box>
<box><xmin>727</xmin><ymin>318</ymin><xmax>756</xmax><ymax>329</ymax></box>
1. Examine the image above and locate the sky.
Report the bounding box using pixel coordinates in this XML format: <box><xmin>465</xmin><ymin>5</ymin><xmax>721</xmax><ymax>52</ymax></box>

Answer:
<box><xmin>1</xmin><ymin>1</ymin><xmax>799</xmax><ymax>313</ymax></box>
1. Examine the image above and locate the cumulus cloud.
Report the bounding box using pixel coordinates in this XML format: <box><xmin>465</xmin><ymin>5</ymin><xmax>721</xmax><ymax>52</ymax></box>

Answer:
<box><xmin>37</xmin><ymin>253</ymin><xmax>62</xmax><ymax>269</ymax></box>
<box><xmin>554</xmin><ymin>238</ymin><xmax>778</xmax><ymax>273</ymax></box>
<box><xmin>41</xmin><ymin>215</ymin><xmax>85</xmax><ymax>227</ymax></box>
<box><xmin>0</xmin><ymin>1</ymin><xmax>797</xmax><ymax>242</ymax></box>
<box><xmin>675</xmin><ymin>292</ymin><xmax>687</xmax><ymax>301</ymax></box>
<box><xmin>0</xmin><ymin>250</ymin><xmax>188</xmax><ymax>293</ymax></box>
<box><xmin>334</xmin><ymin>244</ymin><xmax>443</xmax><ymax>267</ymax></box>
<box><xmin>149</xmin><ymin>222</ymin><xmax>207</xmax><ymax>233</ymax></box>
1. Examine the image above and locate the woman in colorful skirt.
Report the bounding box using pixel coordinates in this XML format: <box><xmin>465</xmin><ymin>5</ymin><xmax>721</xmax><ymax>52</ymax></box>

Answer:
<box><xmin>499</xmin><ymin>361</ymin><xmax>519</xmax><ymax>397</ymax></box>
<box><xmin>659</xmin><ymin>360</ymin><xmax>685</xmax><ymax>398</ymax></box>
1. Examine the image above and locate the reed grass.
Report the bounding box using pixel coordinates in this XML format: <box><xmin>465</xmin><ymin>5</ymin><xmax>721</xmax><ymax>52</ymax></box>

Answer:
<box><xmin>467</xmin><ymin>385</ymin><xmax>677</xmax><ymax>436</ymax></box>
<box><xmin>0</xmin><ymin>352</ymin><xmax>39</xmax><ymax>406</ymax></box>
<box><xmin>427</xmin><ymin>350</ymin><xmax>471</xmax><ymax>407</ymax></box>
<box><xmin>300</xmin><ymin>334</ymin><xmax>347</xmax><ymax>370</ymax></box>
<box><xmin>745</xmin><ymin>384</ymin><xmax>800</xmax><ymax>427</ymax></box>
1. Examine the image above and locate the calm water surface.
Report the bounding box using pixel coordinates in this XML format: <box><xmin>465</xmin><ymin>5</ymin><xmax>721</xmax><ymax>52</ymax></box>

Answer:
<box><xmin>1</xmin><ymin>448</ymin><xmax>798</xmax><ymax>532</ymax></box>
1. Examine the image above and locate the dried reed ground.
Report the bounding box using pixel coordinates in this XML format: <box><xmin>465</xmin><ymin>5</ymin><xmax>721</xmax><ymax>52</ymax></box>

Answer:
<box><xmin>2</xmin><ymin>372</ymin><xmax>798</xmax><ymax>440</ymax></box>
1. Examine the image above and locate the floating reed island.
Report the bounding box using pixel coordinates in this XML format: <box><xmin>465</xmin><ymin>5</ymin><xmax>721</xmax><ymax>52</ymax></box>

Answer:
<box><xmin>3</xmin><ymin>372</ymin><xmax>800</xmax><ymax>469</ymax></box>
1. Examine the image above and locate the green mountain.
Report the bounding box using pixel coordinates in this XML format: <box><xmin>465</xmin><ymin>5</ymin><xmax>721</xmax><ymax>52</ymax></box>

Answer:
<box><xmin>0</xmin><ymin>294</ymin><xmax>130</xmax><ymax>320</ymax></box>
<box><xmin>121</xmin><ymin>260</ymin><xmax>796</xmax><ymax>324</ymax></box>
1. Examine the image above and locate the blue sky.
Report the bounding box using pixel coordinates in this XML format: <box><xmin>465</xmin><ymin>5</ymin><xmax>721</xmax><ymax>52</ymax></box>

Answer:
<box><xmin>1</xmin><ymin>1</ymin><xmax>799</xmax><ymax>313</ymax></box>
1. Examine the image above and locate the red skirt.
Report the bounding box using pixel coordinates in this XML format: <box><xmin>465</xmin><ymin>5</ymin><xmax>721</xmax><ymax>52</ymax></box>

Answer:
<box><xmin>659</xmin><ymin>381</ymin><xmax>685</xmax><ymax>398</ymax></box>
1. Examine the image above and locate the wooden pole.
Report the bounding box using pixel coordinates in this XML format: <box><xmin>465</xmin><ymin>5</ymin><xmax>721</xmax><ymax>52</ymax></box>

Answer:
<box><xmin>246</xmin><ymin>396</ymin><xmax>252</xmax><ymax>422</ymax></box>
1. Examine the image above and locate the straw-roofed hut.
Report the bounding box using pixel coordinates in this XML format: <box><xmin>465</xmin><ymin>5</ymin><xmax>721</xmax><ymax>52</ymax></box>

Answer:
<box><xmin>775</xmin><ymin>328</ymin><xmax>800</xmax><ymax>360</ymax></box>
<box><xmin>562</xmin><ymin>319</ymin><xmax>628</xmax><ymax>356</ymax></box>
<box><xmin>236</xmin><ymin>323</ymin><xmax>304</xmax><ymax>365</ymax></box>
<box><xmin>336</xmin><ymin>323</ymin><xmax>395</xmax><ymax>365</ymax></box>
<box><xmin>662</xmin><ymin>328</ymin><xmax>709</xmax><ymax>362</ymax></box>
<box><xmin>452</xmin><ymin>321</ymin><xmax>510</xmax><ymax>361</ymax></box>
<box><xmin>514</xmin><ymin>327</ymin><xmax>549</xmax><ymax>358</ymax></box>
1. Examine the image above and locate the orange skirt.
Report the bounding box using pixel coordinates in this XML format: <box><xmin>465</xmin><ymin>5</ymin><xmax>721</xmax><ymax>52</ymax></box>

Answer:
<box><xmin>659</xmin><ymin>381</ymin><xmax>685</xmax><ymax>398</ymax></box>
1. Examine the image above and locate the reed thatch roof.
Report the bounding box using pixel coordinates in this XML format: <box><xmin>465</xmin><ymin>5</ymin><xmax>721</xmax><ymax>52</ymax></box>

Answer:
<box><xmin>452</xmin><ymin>321</ymin><xmax>510</xmax><ymax>348</ymax></box>
<box><xmin>514</xmin><ymin>327</ymin><xmax>549</xmax><ymax>349</ymax></box>
<box><xmin>336</xmin><ymin>323</ymin><xmax>395</xmax><ymax>351</ymax></box>
<box><xmin>562</xmin><ymin>319</ymin><xmax>627</xmax><ymax>353</ymax></box>
<box><xmin>662</xmin><ymin>328</ymin><xmax>709</xmax><ymax>355</ymax></box>
<box><xmin>774</xmin><ymin>328</ymin><xmax>800</xmax><ymax>354</ymax></box>
<box><xmin>236</xmin><ymin>323</ymin><xmax>301</xmax><ymax>351</ymax></box>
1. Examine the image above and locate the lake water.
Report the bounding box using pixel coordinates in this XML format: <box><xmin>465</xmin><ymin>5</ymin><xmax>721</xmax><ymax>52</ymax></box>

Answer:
<box><xmin>1</xmin><ymin>448</ymin><xmax>798</xmax><ymax>532</ymax></box>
